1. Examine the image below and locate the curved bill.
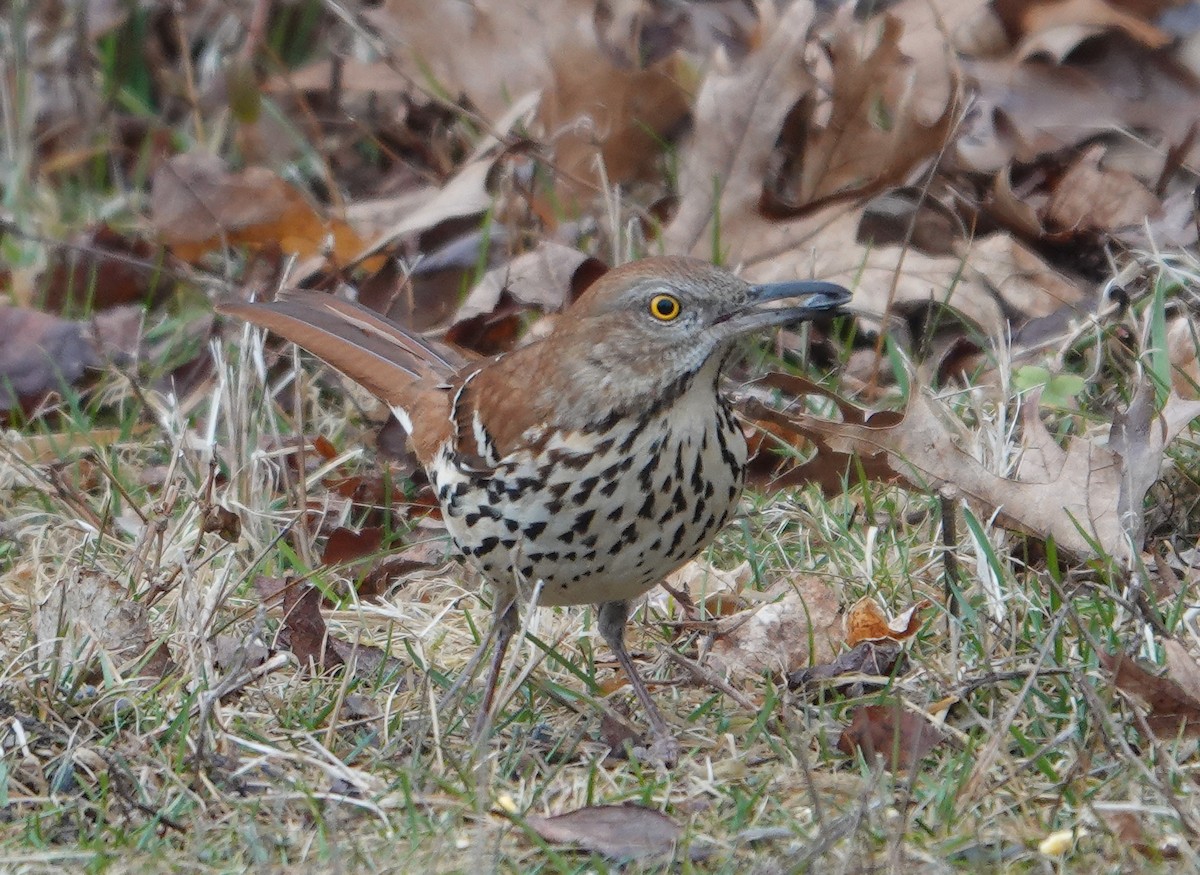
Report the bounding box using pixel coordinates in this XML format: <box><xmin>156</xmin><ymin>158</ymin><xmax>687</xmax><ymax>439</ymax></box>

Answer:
<box><xmin>750</xmin><ymin>280</ymin><xmax>852</xmax><ymax>312</ymax></box>
<box><xmin>719</xmin><ymin>279</ymin><xmax>853</xmax><ymax>336</ymax></box>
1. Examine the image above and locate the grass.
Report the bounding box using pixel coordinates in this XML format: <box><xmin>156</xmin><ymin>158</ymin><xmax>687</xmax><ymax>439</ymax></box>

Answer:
<box><xmin>4</xmin><ymin>319</ymin><xmax>1199</xmax><ymax>873</ymax></box>
<box><xmin>5</xmin><ymin>3</ymin><xmax>1200</xmax><ymax>872</ymax></box>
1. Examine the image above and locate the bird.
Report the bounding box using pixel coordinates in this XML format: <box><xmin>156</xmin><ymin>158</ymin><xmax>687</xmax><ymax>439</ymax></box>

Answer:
<box><xmin>218</xmin><ymin>255</ymin><xmax>850</xmax><ymax>762</ymax></box>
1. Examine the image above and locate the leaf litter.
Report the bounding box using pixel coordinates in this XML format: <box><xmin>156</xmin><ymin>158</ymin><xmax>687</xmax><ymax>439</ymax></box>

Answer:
<box><xmin>6</xmin><ymin>0</ymin><xmax>1200</xmax><ymax>868</ymax></box>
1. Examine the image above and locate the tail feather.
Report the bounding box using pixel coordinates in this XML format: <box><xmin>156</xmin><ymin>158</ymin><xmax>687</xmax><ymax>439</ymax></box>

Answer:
<box><xmin>217</xmin><ymin>292</ymin><xmax>462</xmax><ymax>407</ymax></box>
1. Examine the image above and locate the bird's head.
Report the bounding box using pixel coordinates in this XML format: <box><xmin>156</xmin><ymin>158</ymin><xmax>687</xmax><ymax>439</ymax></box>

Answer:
<box><xmin>555</xmin><ymin>256</ymin><xmax>850</xmax><ymax>397</ymax></box>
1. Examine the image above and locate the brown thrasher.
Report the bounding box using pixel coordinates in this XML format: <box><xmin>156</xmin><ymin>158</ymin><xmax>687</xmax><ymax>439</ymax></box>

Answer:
<box><xmin>219</xmin><ymin>255</ymin><xmax>849</xmax><ymax>761</ymax></box>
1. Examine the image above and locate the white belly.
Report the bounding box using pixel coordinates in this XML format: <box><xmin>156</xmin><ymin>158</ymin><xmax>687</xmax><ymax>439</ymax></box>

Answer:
<box><xmin>429</xmin><ymin>386</ymin><xmax>746</xmax><ymax>607</ymax></box>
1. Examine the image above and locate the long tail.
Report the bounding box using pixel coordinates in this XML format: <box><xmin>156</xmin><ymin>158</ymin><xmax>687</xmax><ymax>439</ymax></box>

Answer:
<box><xmin>217</xmin><ymin>292</ymin><xmax>464</xmax><ymax>406</ymax></box>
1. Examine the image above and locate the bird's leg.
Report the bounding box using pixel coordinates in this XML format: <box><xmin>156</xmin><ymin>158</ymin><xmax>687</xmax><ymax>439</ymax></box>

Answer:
<box><xmin>437</xmin><ymin>587</ymin><xmax>517</xmax><ymax>720</ymax></box>
<box><xmin>598</xmin><ymin>599</ymin><xmax>680</xmax><ymax>766</ymax></box>
<box><xmin>469</xmin><ymin>598</ymin><xmax>518</xmax><ymax>740</ymax></box>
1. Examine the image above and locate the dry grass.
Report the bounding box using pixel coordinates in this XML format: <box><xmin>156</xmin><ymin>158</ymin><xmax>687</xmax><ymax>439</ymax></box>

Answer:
<box><xmin>4</xmin><ymin>313</ymin><xmax>1200</xmax><ymax>873</ymax></box>
<box><xmin>5</xmin><ymin>3</ymin><xmax>1200</xmax><ymax>872</ymax></box>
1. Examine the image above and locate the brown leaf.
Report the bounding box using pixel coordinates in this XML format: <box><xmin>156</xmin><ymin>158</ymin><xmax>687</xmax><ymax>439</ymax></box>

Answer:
<box><xmin>364</xmin><ymin>0</ymin><xmax>591</xmax><ymax>121</ymax></box>
<box><xmin>1098</xmin><ymin>809</ymin><xmax>1183</xmax><ymax>861</ymax></box>
<box><xmin>1162</xmin><ymin>639</ymin><xmax>1200</xmax><ymax>708</ymax></box>
<box><xmin>1106</xmin><ymin>382</ymin><xmax>1164</xmax><ymax>548</ymax></box>
<box><xmin>787</xmin><ymin>640</ymin><xmax>905</xmax><ymax>692</ymax></box>
<box><xmin>962</xmin><ymin>43</ymin><xmax>1200</xmax><ymax>172</ymax></box>
<box><xmin>264</xmin><ymin>59</ymin><xmax>413</xmax><ymax>97</ymax></box>
<box><xmin>37</xmin><ymin>225</ymin><xmax>168</xmax><ymax>314</ymax></box>
<box><xmin>837</xmin><ymin>701</ymin><xmax>947</xmax><ymax>771</ymax></box>
<box><xmin>742</xmin><ymin>376</ymin><xmax>1200</xmax><ymax>562</ymax></box>
<box><xmin>36</xmin><ymin>572</ymin><xmax>172</xmax><ymax>680</ymax></box>
<box><xmin>212</xmin><ymin>632</ymin><xmax>270</xmax><ymax>674</ymax></box>
<box><xmin>454</xmin><ymin>244</ymin><xmax>604</xmax><ymax>323</ymax></box>
<box><xmin>964</xmin><ymin>234</ymin><xmax>1087</xmax><ymax>321</ymax></box>
<box><xmin>350</xmin><ymin>158</ymin><xmax>496</xmax><ymax>260</ymax></box>
<box><xmin>1099</xmin><ymin>649</ymin><xmax>1200</xmax><ymax>738</ymax></box>
<box><xmin>325</xmin><ymin>635</ymin><xmax>407</xmax><ymax>681</ymax></box>
<box><xmin>443</xmin><ymin>309</ymin><xmax>524</xmax><ymax>357</ymax></box>
<box><xmin>1168</xmin><ymin>314</ymin><xmax>1200</xmax><ymax>399</ymax></box>
<box><xmin>526</xmin><ymin>804</ymin><xmax>681</xmax><ymax>861</ymax></box>
<box><xmin>0</xmin><ymin>306</ymin><xmax>102</xmax><ymax>412</ymax></box>
<box><xmin>1044</xmin><ymin>145</ymin><xmax>1162</xmax><ymax>234</ymax></box>
<box><xmin>987</xmin><ymin>165</ymin><xmax>1050</xmax><ymax>237</ymax></box>
<box><xmin>150</xmin><ymin>152</ymin><xmax>369</xmax><ymax>267</ymax></box>
<box><xmin>991</xmin><ymin>0</ymin><xmax>1174</xmax><ymax>55</ymax></box>
<box><xmin>664</xmin><ymin>1</ymin><xmax>817</xmax><ymax>255</ymax></box>
<box><xmin>663</xmin><ymin>8</ymin><xmax>1081</xmax><ymax>339</ymax></box>
<box><xmin>740</xmin><ymin>372</ymin><xmax>904</xmax><ymax>493</ymax></box>
<box><xmin>706</xmin><ymin>576</ymin><xmax>842</xmax><ymax>683</ymax></box>
<box><xmin>598</xmin><ymin>710</ymin><xmax>642</xmax><ymax>758</ymax></box>
<box><xmin>253</xmin><ymin>574</ymin><xmax>290</xmax><ymax>610</ymax></box>
<box><xmin>201</xmin><ymin>505</ymin><xmax>242</xmax><ymax>543</ymax></box>
<box><xmin>663</xmin><ymin>559</ymin><xmax>753</xmax><ymax>619</ymax></box>
<box><xmin>763</xmin><ymin>15</ymin><xmax>958</xmax><ymax>219</ymax></box>
<box><xmin>844</xmin><ymin>597</ymin><xmax>932</xmax><ymax>647</ymax></box>
<box><xmin>540</xmin><ymin>51</ymin><xmax>690</xmax><ymax>196</ymax></box>
<box><xmin>320</xmin><ymin>527</ymin><xmax>385</xmax><ymax>568</ymax></box>
<box><xmin>281</xmin><ymin>583</ymin><xmax>342</xmax><ymax>670</ymax></box>
<box><xmin>356</xmin><ymin>552</ymin><xmax>439</xmax><ymax>602</ymax></box>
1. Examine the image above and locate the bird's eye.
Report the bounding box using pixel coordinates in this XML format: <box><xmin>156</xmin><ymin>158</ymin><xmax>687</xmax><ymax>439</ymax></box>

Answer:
<box><xmin>649</xmin><ymin>294</ymin><xmax>682</xmax><ymax>322</ymax></box>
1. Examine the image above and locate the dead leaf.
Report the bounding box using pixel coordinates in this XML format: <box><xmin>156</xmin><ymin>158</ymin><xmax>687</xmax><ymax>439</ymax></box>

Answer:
<box><xmin>37</xmin><ymin>225</ymin><xmax>168</xmax><ymax>314</ymax></box>
<box><xmin>706</xmin><ymin>576</ymin><xmax>842</xmax><ymax>683</ymax></box>
<box><xmin>1162</xmin><ymin>638</ymin><xmax>1200</xmax><ymax>705</ymax></box>
<box><xmin>150</xmin><ymin>152</ymin><xmax>370</xmax><ymax>267</ymax></box>
<box><xmin>987</xmin><ymin>165</ymin><xmax>1050</xmax><ymax>237</ymax></box>
<box><xmin>1044</xmin><ymin>145</ymin><xmax>1162</xmax><ymax>234</ymax></box>
<box><xmin>36</xmin><ymin>572</ymin><xmax>172</xmax><ymax>679</ymax></box>
<box><xmin>787</xmin><ymin>640</ymin><xmax>905</xmax><ymax>691</ymax></box>
<box><xmin>991</xmin><ymin>0</ymin><xmax>1175</xmax><ymax>55</ymax></box>
<box><xmin>541</xmin><ymin>50</ymin><xmax>690</xmax><ymax>196</ymax></box>
<box><xmin>6</xmin><ymin>424</ymin><xmax>153</xmax><ymax>464</ymax></box>
<box><xmin>325</xmin><ymin>635</ymin><xmax>407</xmax><ymax>681</ymax></box>
<box><xmin>763</xmin><ymin>15</ymin><xmax>958</xmax><ymax>219</ymax></box>
<box><xmin>663</xmin><ymin>7</ymin><xmax>1081</xmax><ymax>339</ymax></box>
<box><xmin>254</xmin><ymin>575</ymin><xmax>289</xmax><ymax>611</ymax></box>
<box><xmin>742</xmin><ymin>374</ymin><xmax>1200</xmax><ymax>562</ymax></box>
<box><xmin>665</xmin><ymin>1</ymin><xmax>817</xmax><ymax>255</ymax></box>
<box><xmin>598</xmin><ymin>710</ymin><xmax>642</xmax><ymax>758</ymax></box>
<box><xmin>281</xmin><ymin>583</ymin><xmax>342</xmax><ymax>670</ymax></box>
<box><xmin>321</xmin><ymin>527</ymin><xmax>385</xmax><ymax>568</ymax></box>
<box><xmin>963</xmin><ymin>234</ymin><xmax>1088</xmax><ymax>321</ymax></box>
<box><xmin>264</xmin><ymin>59</ymin><xmax>414</xmax><ymax>97</ymax></box>
<box><xmin>356</xmin><ymin>551</ymin><xmax>441</xmax><ymax>602</ymax></box>
<box><xmin>526</xmin><ymin>804</ymin><xmax>681</xmax><ymax>861</ymax></box>
<box><xmin>1168</xmin><ymin>314</ymin><xmax>1200</xmax><ymax>398</ymax></box>
<box><xmin>212</xmin><ymin>632</ymin><xmax>270</xmax><ymax>674</ymax></box>
<box><xmin>455</xmin><ymin>243</ymin><xmax>604</xmax><ymax>323</ymax></box>
<box><xmin>739</xmin><ymin>372</ymin><xmax>904</xmax><ymax>493</ymax></box>
<box><xmin>0</xmin><ymin>306</ymin><xmax>102</xmax><ymax>412</ymax></box>
<box><xmin>661</xmin><ymin>559</ymin><xmax>753</xmax><ymax>618</ymax></box>
<box><xmin>351</xmin><ymin>158</ymin><xmax>496</xmax><ymax>261</ymax></box>
<box><xmin>1107</xmin><ymin>381</ymin><xmax>1166</xmax><ymax>547</ymax></box>
<box><xmin>364</xmin><ymin>0</ymin><xmax>591</xmax><ymax>121</ymax></box>
<box><xmin>837</xmin><ymin>700</ymin><xmax>947</xmax><ymax>771</ymax></box>
<box><xmin>844</xmin><ymin>597</ymin><xmax>932</xmax><ymax>647</ymax></box>
<box><xmin>961</xmin><ymin>42</ymin><xmax>1200</xmax><ymax>172</ymax></box>
<box><xmin>201</xmin><ymin>505</ymin><xmax>241</xmax><ymax>543</ymax></box>
<box><xmin>1100</xmin><ymin>649</ymin><xmax>1200</xmax><ymax>738</ymax></box>
<box><xmin>1098</xmin><ymin>808</ymin><xmax>1183</xmax><ymax>860</ymax></box>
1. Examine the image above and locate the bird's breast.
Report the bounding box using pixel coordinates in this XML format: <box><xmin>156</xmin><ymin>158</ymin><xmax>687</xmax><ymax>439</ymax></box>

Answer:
<box><xmin>428</xmin><ymin>384</ymin><xmax>747</xmax><ymax>607</ymax></box>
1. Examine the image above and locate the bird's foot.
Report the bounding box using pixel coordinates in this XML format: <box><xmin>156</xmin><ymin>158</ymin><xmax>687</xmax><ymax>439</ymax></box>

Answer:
<box><xmin>632</xmin><ymin>730</ymin><xmax>680</xmax><ymax>768</ymax></box>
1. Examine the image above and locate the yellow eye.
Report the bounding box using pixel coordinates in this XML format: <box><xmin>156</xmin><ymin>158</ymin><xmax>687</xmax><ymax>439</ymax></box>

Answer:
<box><xmin>649</xmin><ymin>294</ymin><xmax>681</xmax><ymax>321</ymax></box>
